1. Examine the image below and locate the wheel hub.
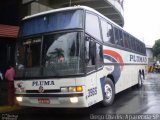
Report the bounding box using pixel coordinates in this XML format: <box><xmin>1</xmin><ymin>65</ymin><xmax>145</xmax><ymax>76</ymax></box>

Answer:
<box><xmin>105</xmin><ymin>84</ymin><xmax>112</xmax><ymax>100</ymax></box>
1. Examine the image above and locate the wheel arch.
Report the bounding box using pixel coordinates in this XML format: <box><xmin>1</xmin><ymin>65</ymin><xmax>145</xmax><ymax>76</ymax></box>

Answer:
<box><xmin>101</xmin><ymin>74</ymin><xmax>115</xmax><ymax>106</ymax></box>
<box><xmin>107</xmin><ymin>74</ymin><xmax>115</xmax><ymax>86</ymax></box>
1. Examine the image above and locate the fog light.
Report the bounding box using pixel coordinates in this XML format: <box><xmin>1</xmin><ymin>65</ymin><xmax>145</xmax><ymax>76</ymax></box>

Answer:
<box><xmin>61</xmin><ymin>87</ymin><xmax>68</xmax><ymax>92</ymax></box>
<box><xmin>16</xmin><ymin>97</ymin><xmax>23</xmax><ymax>102</ymax></box>
<box><xmin>70</xmin><ymin>97</ymin><xmax>78</xmax><ymax>103</ymax></box>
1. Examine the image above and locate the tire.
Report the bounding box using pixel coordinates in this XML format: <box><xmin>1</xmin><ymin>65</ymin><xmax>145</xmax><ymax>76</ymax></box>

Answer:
<box><xmin>101</xmin><ymin>78</ymin><xmax>115</xmax><ymax>106</ymax></box>
<box><xmin>137</xmin><ymin>73</ymin><xmax>143</xmax><ymax>88</ymax></box>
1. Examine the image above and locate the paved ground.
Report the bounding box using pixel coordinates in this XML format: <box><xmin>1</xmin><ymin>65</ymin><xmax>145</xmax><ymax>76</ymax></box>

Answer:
<box><xmin>1</xmin><ymin>73</ymin><xmax>160</xmax><ymax>120</ymax></box>
<box><xmin>0</xmin><ymin>80</ymin><xmax>8</xmax><ymax>106</ymax></box>
<box><xmin>0</xmin><ymin>80</ymin><xmax>21</xmax><ymax>113</ymax></box>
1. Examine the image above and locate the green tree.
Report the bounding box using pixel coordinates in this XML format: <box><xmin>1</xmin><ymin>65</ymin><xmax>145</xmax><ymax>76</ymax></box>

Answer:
<box><xmin>46</xmin><ymin>48</ymin><xmax>64</xmax><ymax>62</ymax></box>
<box><xmin>51</xmin><ymin>48</ymin><xmax>64</xmax><ymax>58</ymax></box>
<box><xmin>153</xmin><ymin>39</ymin><xmax>160</xmax><ymax>58</ymax></box>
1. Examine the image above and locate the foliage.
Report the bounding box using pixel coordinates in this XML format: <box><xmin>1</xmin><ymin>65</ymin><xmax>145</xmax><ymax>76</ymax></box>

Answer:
<box><xmin>152</xmin><ymin>39</ymin><xmax>160</xmax><ymax>57</ymax></box>
<box><xmin>50</xmin><ymin>48</ymin><xmax>64</xmax><ymax>58</ymax></box>
<box><xmin>46</xmin><ymin>48</ymin><xmax>64</xmax><ymax>62</ymax></box>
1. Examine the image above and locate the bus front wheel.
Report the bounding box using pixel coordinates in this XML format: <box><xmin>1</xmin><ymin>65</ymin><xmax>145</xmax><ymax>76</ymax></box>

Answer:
<box><xmin>101</xmin><ymin>78</ymin><xmax>115</xmax><ymax>106</ymax></box>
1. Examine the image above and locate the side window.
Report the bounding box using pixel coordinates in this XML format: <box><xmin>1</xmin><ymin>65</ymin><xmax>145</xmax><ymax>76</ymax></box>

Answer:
<box><xmin>85</xmin><ymin>35</ymin><xmax>96</xmax><ymax>72</ymax></box>
<box><xmin>139</xmin><ymin>42</ymin><xmax>143</xmax><ymax>53</ymax></box>
<box><xmin>123</xmin><ymin>33</ymin><xmax>129</xmax><ymax>48</ymax></box>
<box><xmin>119</xmin><ymin>30</ymin><xmax>124</xmax><ymax>47</ymax></box>
<box><xmin>89</xmin><ymin>40</ymin><xmax>96</xmax><ymax>65</ymax></box>
<box><xmin>143</xmin><ymin>44</ymin><xmax>146</xmax><ymax>54</ymax></box>
<box><xmin>114</xmin><ymin>27</ymin><xmax>124</xmax><ymax>47</ymax></box>
<box><xmin>101</xmin><ymin>19</ymin><xmax>114</xmax><ymax>44</ymax></box>
<box><xmin>135</xmin><ymin>39</ymin><xmax>139</xmax><ymax>52</ymax></box>
<box><xmin>114</xmin><ymin>27</ymin><xmax>120</xmax><ymax>45</ymax></box>
<box><xmin>137</xmin><ymin>41</ymin><xmax>141</xmax><ymax>53</ymax></box>
<box><xmin>142</xmin><ymin>43</ymin><xmax>145</xmax><ymax>54</ymax></box>
<box><xmin>127</xmin><ymin>35</ymin><xmax>132</xmax><ymax>50</ymax></box>
<box><xmin>84</xmin><ymin>34</ymin><xmax>103</xmax><ymax>72</ymax></box>
<box><xmin>96</xmin><ymin>43</ymin><xmax>103</xmax><ymax>68</ymax></box>
<box><xmin>131</xmin><ymin>37</ymin><xmax>136</xmax><ymax>51</ymax></box>
<box><xmin>85</xmin><ymin>12</ymin><xmax>101</xmax><ymax>40</ymax></box>
<box><xmin>25</xmin><ymin>38</ymin><xmax>41</xmax><ymax>67</ymax></box>
<box><xmin>129</xmin><ymin>37</ymin><xmax>133</xmax><ymax>50</ymax></box>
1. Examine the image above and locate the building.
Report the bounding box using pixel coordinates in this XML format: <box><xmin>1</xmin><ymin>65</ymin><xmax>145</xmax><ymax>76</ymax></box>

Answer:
<box><xmin>22</xmin><ymin>0</ymin><xmax>124</xmax><ymax>27</ymax></box>
<box><xmin>0</xmin><ymin>0</ymin><xmax>21</xmax><ymax>74</ymax></box>
<box><xmin>0</xmin><ymin>0</ymin><xmax>124</xmax><ymax>73</ymax></box>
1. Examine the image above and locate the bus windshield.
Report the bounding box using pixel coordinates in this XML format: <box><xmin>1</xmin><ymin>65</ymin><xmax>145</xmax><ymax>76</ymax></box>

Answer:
<box><xmin>15</xmin><ymin>32</ymin><xmax>83</xmax><ymax>78</ymax></box>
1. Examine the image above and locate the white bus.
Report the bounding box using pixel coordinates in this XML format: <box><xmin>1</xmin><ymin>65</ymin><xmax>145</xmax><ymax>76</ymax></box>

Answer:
<box><xmin>15</xmin><ymin>6</ymin><xmax>147</xmax><ymax>108</ymax></box>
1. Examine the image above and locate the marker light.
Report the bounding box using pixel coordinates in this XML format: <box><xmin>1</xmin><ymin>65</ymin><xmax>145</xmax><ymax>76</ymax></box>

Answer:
<box><xmin>76</xmin><ymin>86</ymin><xmax>83</xmax><ymax>92</ymax></box>
<box><xmin>61</xmin><ymin>86</ymin><xmax>83</xmax><ymax>92</ymax></box>
<box><xmin>70</xmin><ymin>97</ymin><xmax>78</xmax><ymax>103</ymax></box>
<box><xmin>61</xmin><ymin>87</ymin><xmax>68</xmax><ymax>92</ymax></box>
<box><xmin>16</xmin><ymin>97</ymin><xmax>23</xmax><ymax>102</ymax></box>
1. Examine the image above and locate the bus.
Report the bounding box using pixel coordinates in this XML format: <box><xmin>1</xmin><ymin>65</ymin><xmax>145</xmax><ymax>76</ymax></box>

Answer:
<box><xmin>14</xmin><ymin>6</ymin><xmax>147</xmax><ymax>108</ymax></box>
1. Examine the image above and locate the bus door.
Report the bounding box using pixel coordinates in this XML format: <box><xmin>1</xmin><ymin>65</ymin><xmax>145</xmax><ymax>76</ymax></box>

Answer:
<box><xmin>85</xmin><ymin>35</ymin><xmax>103</xmax><ymax>104</ymax></box>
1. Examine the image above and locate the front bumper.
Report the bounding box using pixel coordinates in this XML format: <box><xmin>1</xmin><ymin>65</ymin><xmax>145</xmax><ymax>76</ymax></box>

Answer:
<box><xmin>15</xmin><ymin>93</ymin><xmax>88</xmax><ymax>108</ymax></box>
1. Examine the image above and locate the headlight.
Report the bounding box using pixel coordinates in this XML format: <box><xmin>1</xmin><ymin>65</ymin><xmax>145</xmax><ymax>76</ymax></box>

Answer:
<box><xmin>16</xmin><ymin>97</ymin><xmax>23</xmax><ymax>102</ymax></box>
<box><xmin>61</xmin><ymin>87</ymin><xmax>68</xmax><ymax>92</ymax></box>
<box><xmin>68</xmin><ymin>87</ymin><xmax>76</xmax><ymax>92</ymax></box>
<box><xmin>70</xmin><ymin>97</ymin><xmax>78</xmax><ymax>103</ymax></box>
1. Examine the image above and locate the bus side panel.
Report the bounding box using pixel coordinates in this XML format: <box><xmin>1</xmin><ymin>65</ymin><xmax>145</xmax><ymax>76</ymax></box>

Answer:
<box><xmin>76</xmin><ymin>70</ymin><xmax>108</xmax><ymax>106</ymax></box>
<box><xmin>103</xmin><ymin>46</ymin><xmax>147</xmax><ymax>94</ymax></box>
<box><xmin>96</xmin><ymin>68</ymin><xmax>108</xmax><ymax>103</ymax></box>
<box><xmin>83</xmin><ymin>72</ymin><xmax>98</xmax><ymax>107</ymax></box>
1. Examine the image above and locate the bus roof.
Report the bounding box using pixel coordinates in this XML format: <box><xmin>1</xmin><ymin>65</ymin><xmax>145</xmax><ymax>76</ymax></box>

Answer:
<box><xmin>23</xmin><ymin>5</ymin><xmax>116</xmax><ymax>26</ymax></box>
<box><xmin>22</xmin><ymin>5</ymin><xmax>144</xmax><ymax>44</ymax></box>
<box><xmin>23</xmin><ymin>6</ymin><xmax>90</xmax><ymax>20</ymax></box>
<box><xmin>23</xmin><ymin>5</ymin><xmax>120</xmax><ymax>29</ymax></box>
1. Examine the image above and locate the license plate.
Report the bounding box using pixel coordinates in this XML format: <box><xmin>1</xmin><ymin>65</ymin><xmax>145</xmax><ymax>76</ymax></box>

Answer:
<box><xmin>38</xmin><ymin>98</ymin><xmax>50</xmax><ymax>104</ymax></box>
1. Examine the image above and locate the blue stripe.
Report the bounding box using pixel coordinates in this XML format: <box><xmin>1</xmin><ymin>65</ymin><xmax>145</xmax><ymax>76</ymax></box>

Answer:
<box><xmin>103</xmin><ymin>55</ymin><xmax>121</xmax><ymax>83</ymax></box>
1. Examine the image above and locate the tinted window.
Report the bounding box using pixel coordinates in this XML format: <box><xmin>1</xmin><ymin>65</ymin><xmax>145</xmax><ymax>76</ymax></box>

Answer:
<box><xmin>129</xmin><ymin>37</ymin><xmax>134</xmax><ymax>50</ymax></box>
<box><xmin>101</xmin><ymin>19</ymin><xmax>114</xmax><ymax>44</ymax></box>
<box><xmin>85</xmin><ymin>34</ymin><xmax>103</xmax><ymax>72</ymax></box>
<box><xmin>85</xmin><ymin>34</ymin><xmax>96</xmax><ymax>72</ymax></box>
<box><xmin>131</xmin><ymin>37</ymin><xmax>136</xmax><ymax>51</ymax></box>
<box><xmin>119</xmin><ymin>30</ymin><xmax>124</xmax><ymax>46</ymax></box>
<box><xmin>21</xmin><ymin>10</ymin><xmax>83</xmax><ymax>37</ymax></box>
<box><xmin>85</xmin><ymin>12</ymin><xmax>101</xmax><ymax>40</ymax></box>
<box><xmin>114</xmin><ymin>27</ymin><xmax>119</xmax><ymax>45</ymax></box>
<box><xmin>128</xmin><ymin>35</ymin><xmax>131</xmax><ymax>49</ymax></box>
<box><xmin>23</xmin><ymin>38</ymin><xmax>41</xmax><ymax>68</ymax></box>
<box><xmin>135</xmin><ymin>39</ymin><xmax>139</xmax><ymax>52</ymax></box>
<box><xmin>123</xmin><ymin>33</ymin><xmax>129</xmax><ymax>48</ymax></box>
<box><xmin>114</xmin><ymin>27</ymin><xmax>124</xmax><ymax>47</ymax></box>
<box><xmin>15</xmin><ymin>38</ymin><xmax>42</xmax><ymax>78</ymax></box>
<box><xmin>96</xmin><ymin>43</ymin><xmax>103</xmax><ymax>68</ymax></box>
<box><xmin>143</xmin><ymin>44</ymin><xmax>146</xmax><ymax>54</ymax></box>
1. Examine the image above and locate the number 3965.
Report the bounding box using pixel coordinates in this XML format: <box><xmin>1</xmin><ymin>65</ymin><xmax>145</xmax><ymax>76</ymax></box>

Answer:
<box><xmin>88</xmin><ymin>87</ymin><xmax>97</xmax><ymax>97</ymax></box>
